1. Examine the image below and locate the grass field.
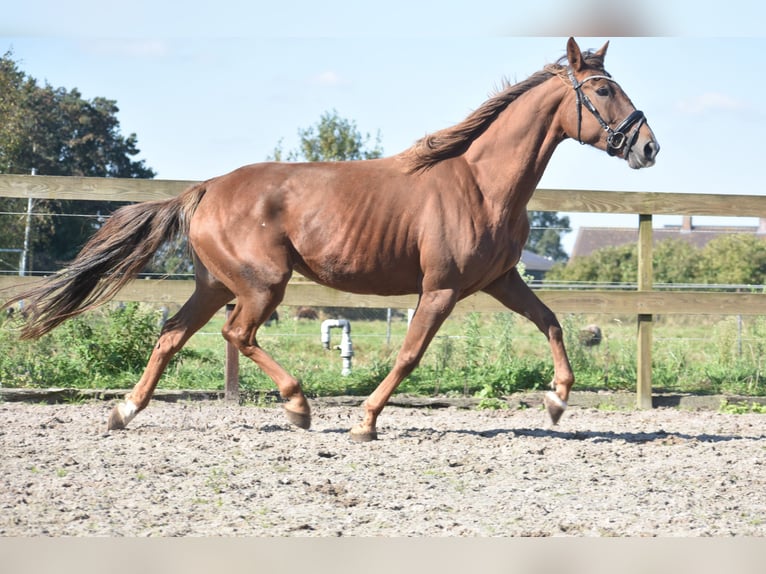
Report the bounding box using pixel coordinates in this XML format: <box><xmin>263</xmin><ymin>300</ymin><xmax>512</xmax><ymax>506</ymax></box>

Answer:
<box><xmin>2</xmin><ymin>303</ymin><xmax>765</xmax><ymax>399</ymax></box>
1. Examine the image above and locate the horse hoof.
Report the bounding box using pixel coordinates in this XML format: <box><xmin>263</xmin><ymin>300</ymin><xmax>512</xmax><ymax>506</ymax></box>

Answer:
<box><xmin>544</xmin><ymin>391</ymin><xmax>567</xmax><ymax>425</ymax></box>
<box><xmin>284</xmin><ymin>408</ymin><xmax>311</xmax><ymax>430</ymax></box>
<box><xmin>106</xmin><ymin>408</ymin><xmax>125</xmax><ymax>431</ymax></box>
<box><xmin>106</xmin><ymin>400</ymin><xmax>138</xmax><ymax>431</ymax></box>
<box><xmin>349</xmin><ymin>426</ymin><xmax>378</xmax><ymax>443</ymax></box>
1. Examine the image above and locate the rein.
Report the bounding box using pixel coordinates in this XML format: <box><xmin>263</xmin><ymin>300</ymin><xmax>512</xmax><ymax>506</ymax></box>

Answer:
<box><xmin>567</xmin><ymin>68</ymin><xmax>646</xmax><ymax>158</ymax></box>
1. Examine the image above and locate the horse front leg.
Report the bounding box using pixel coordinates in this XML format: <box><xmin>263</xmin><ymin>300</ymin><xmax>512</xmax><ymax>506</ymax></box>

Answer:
<box><xmin>483</xmin><ymin>267</ymin><xmax>574</xmax><ymax>424</ymax></box>
<box><xmin>350</xmin><ymin>288</ymin><xmax>458</xmax><ymax>442</ymax></box>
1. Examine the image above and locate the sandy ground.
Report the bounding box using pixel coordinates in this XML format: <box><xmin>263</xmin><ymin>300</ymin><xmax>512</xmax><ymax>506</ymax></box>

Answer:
<box><xmin>1</xmin><ymin>398</ymin><xmax>765</xmax><ymax>537</ymax></box>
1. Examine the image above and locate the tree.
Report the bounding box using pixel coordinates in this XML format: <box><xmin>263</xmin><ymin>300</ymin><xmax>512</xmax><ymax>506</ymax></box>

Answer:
<box><xmin>546</xmin><ymin>243</ymin><xmax>637</xmax><ymax>285</ymax></box>
<box><xmin>270</xmin><ymin>109</ymin><xmax>383</xmax><ymax>162</ymax></box>
<box><xmin>0</xmin><ymin>53</ymin><xmax>29</xmax><ymax>176</ymax></box>
<box><xmin>546</xmin><ymin>235</ymin><xmax>766</xmax><ymax>288</ymax></box>
<box><xmin>653</xmin><ymin>238</ymin><xmax>701</xmax><ymax>286</ymax></box>
<box><xmin>699</xmin><ymin>234</ymin><xmax>766</xmax><ymax>286</ymax></box>
<box><xmin>0</xmin><ymin>51</ymin><xmax>155</xmax><ymax>273</ymax></box>
<box><xmin>0</xmin><ymin>52</ymin><xmax>154</xmax><ymax>178</ymax></box>
<box><xmin>526</xmin><ymin>211</ymin><xmax>570</xmax><ymax>262</ymax></box>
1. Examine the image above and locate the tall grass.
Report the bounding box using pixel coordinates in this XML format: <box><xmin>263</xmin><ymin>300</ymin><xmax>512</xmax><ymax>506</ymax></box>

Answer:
<box><xmin>1</xmin><ymin>303</ymin><xmax>764</xmax><ymax>398</ymax></box>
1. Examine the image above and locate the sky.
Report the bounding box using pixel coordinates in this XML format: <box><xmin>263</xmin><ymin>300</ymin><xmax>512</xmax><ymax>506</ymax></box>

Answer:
<box><xmin>2</xmin><ymin>0</ymin><xmax>765</xmax><ymax>255</ymax></box>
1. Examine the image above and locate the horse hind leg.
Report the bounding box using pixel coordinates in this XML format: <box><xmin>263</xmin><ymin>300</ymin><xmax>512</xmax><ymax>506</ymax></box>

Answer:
<box><xmin>107</xmin><ymin>285</ymin><xmax>233</xmax><ymax>430</ymax></box>
<box><xmin>221</xmin><ymin>290</ymin><xmax>311</xmax><ymax>430</ymax></box>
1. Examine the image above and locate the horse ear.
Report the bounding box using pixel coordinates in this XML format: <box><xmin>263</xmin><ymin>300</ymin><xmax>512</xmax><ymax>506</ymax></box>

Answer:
<box><xmin>567</xmin><ymin>37</ymin><xmax>583</xmax><ymax>71</ymax></box>
<box><xmin>595</xmin><ymin>40</ymin><xmax>610</xmax><ymax>60</ymax></box>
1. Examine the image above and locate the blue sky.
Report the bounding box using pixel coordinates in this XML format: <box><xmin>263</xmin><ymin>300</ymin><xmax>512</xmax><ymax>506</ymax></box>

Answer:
<box><xmin>3</xmin><ymin>1</ymin><xmax>765</xmax><ymax>254</ymax></box>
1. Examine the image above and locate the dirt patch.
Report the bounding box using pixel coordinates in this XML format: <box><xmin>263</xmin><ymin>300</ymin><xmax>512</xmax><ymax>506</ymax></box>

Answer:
<box><xmin>1</xmin><ymin>398</ymin><xmax>764</xmax><ymax>536</ymax></box>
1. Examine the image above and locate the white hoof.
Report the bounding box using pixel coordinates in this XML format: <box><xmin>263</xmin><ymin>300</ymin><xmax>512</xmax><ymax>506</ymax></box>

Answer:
<box><xmin>107</xmin><ymin>400</ymin><xmax>138</xmax><ymax>430</ymax></box>
<box><xmin>544</xmin><ymin>391</ymin><xmax>567</xmax><ymax>425</ymax></box>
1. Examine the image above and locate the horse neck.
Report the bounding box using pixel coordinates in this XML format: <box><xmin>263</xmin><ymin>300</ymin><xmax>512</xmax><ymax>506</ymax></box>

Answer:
<box><xmin>463</xmin><ymin>76</ymin><xmax>567</xmax><ymax>219</ymax></box>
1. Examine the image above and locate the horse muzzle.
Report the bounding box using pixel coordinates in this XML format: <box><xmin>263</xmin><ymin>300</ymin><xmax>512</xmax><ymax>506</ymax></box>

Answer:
<box><xmin>625</xmin><ymin>125</ymin><xmax>660</xmax><ymax>169</ymax></box>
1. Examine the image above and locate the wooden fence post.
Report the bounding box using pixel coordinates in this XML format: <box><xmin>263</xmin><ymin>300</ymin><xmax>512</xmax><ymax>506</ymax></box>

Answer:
<box><xmin>637</xmin><ymin>214</ymin><xmax>653</xmax><ymax>409</ymax></box>
<box><xmin>224</xmin><ymin>303</ymin><xmax>240</xmax><ymax>402</ymax></box>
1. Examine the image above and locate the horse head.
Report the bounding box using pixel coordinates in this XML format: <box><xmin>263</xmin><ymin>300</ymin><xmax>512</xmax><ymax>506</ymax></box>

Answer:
<box><xmin>562</xmin><ymin>37</ymin><xmax>659</xmax><ymax>169</ymax></box>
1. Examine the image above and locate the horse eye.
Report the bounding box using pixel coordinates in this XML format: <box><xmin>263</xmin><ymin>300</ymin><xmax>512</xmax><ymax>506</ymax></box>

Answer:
<box><xmin>596</xmin><ymin>86</ymin><xmax>610</xmax><ymax>97</ymax></box>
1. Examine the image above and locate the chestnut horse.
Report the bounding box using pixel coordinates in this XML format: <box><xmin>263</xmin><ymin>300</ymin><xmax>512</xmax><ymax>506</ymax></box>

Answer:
<box><xmin>3</xmin><ymin>38</ymin><xmax>658</xmax><ymax>441</ymax></box>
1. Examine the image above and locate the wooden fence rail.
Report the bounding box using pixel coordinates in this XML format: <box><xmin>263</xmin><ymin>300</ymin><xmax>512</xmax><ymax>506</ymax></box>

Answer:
<box><xmin>2</xmin><ymin>174</ymin><xmax>766</xmax><ymax>408</ymax></box>
<box><xmin>2</xmin><ymin>275</ymin><xmax>766</xmax><ymax>316</ymax></box>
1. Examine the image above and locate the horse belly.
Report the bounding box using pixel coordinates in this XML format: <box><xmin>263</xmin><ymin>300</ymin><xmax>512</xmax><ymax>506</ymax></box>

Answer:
<box><xmin>294</xmin><ymin>252</ymin><xmax>421</xmax><ymax>296</ymax></box>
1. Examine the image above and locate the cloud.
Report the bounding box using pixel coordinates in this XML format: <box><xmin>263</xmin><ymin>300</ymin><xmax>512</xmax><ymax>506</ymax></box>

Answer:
<box><xmin>310</xmin><ymin>70</ymin><xmax>348</xmax><ymax>87</ymax></box>
<box><xmin>676</xmin><ymin>92</ymin><xmax>749</xmax><ymax>115</ymax></box>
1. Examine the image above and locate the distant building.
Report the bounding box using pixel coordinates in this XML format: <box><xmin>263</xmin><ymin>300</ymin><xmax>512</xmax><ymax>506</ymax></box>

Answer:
<box><xmin>570</xmin><ymin>216</ymin><xmax>766</xmax><ymax>259</ymax></box>
<box><xmin>520</xmin><ymin>249</ymin><xmax>555</xmax><ymax>280</ymax></box>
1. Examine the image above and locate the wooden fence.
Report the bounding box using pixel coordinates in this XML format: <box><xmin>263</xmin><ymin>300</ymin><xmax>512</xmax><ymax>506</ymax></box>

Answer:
<box><xmin>2</xmin><ymin>174</ymin><xmax>766</xmax><ymax>407</ymax></box>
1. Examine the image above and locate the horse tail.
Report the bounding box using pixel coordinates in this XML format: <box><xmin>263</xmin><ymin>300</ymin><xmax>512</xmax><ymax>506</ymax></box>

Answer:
<box><xmin>2</xmin><ymin>182</ymin><xmax>208</xmax><ymax>340</ymax></box>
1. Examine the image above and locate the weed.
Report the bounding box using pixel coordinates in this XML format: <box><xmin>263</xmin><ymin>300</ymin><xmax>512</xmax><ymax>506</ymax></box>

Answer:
<box><xmin>205</xmin><ymin>468</ymin><xmax>229</xmax><ymax>494</ymax></box>
<box><xmin>719</xmin><ymin>400</ymin><xmax>766</xmax><ymax>414</ymax></box>
<box><xmin>451</xmin><ymin>479</ymin><xmax>467</xmax><ymax>494</ymax></box>
<box><xmin>596</xmin><ymin>402</ymin><xmax>623</xmax><ymax>412</ymax></box>
<box><xmin>422</xmin><ymin>468</ymin><xmax>446</xmax><ymax>479</ymax></box>
<box><xmin>476</xmin><ymin>397</ymin><xmax>509</xmax><ymax>410</ymax></box>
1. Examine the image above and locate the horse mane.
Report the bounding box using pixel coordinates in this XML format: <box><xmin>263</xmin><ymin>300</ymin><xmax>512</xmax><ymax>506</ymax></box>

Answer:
<box><xmin>403</xmin><ymin>50</ymin><xmax>606</xmax><ymax>173</ymax></box>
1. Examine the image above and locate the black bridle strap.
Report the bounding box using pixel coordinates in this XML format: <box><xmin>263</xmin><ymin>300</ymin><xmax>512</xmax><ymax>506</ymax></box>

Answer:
<box><xmin>567</xmin><ymin>69</ymin><xmax>646</xmax><ymax>157</ymax></box>
<box><xmin>610</xmin><ymin>110</ymin><xmax>646</xmax><ymax>156</ymax></box>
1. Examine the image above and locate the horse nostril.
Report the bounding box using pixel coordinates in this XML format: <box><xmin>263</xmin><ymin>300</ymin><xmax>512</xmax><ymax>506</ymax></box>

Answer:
<box><xmin>644</xmin><ymin>141</ymin><xmax>659</xmax><ymax>160</ymax></box>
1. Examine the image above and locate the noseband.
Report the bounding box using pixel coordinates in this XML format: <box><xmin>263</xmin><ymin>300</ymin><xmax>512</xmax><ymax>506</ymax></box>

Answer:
<box><xmin>567</xmin><ymin>68</ymin><xmax>646</xmax><ymax>157</ymax></box>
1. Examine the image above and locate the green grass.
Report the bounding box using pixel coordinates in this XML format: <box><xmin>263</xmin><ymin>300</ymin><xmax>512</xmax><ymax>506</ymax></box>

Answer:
<box><xmin>719</xmin><ymin>400</ymin><xmax>766</xmax><ymax>414</ymax></box>
<box><xmin>1</xmin><ymin>303</ymin><xmax>765</xmax><ymax>399</ymax></box>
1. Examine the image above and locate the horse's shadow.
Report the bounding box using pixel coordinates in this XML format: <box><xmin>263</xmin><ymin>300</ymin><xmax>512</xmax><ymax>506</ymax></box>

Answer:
<box><xmin>319</xmin><ymin>426</ymin><xmax>766</xmax><ymax>444</ymax></box>
<box><xmin>455</xmin><ymin>427</ymin><xmax>765</xmax><ymax>444</ymax></box>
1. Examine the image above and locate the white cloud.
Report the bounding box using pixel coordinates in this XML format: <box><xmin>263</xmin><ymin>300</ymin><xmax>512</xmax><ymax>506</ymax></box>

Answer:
<box><xmin>676</xmin><ymin>92</ymin><xmax>749</xmax><ymax>115</ymax></box>
<box><xmin>310</xmin><ymin>70</ymin><xmax>348</xmax><ymax>87</ymax></box>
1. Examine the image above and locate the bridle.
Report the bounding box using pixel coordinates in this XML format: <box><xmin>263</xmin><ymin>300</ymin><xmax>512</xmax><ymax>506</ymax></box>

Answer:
<box><xmin>567</xmin><ymin>68</ymin><xmax>646</xmax><ymax>158</ymax></box>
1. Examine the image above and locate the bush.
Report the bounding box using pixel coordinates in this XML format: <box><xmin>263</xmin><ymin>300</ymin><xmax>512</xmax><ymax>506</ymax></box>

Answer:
<box><xmin>0</xmin><ymin>303</ymin><xmax>165</xmax><ymax>388</ymax></box>
<box><xmin>547</xmin><ymin>235</ymin><xmax>766</xmax><ymax>287</ymax></box>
